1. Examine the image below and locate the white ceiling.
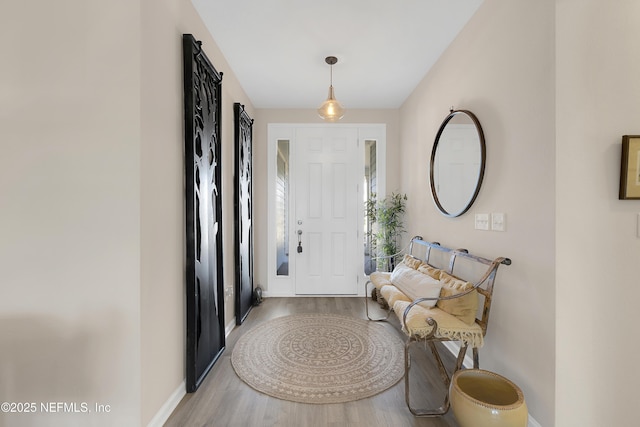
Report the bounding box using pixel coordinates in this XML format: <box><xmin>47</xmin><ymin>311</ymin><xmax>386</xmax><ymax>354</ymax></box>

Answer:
<box><xmin>191</xmin><ymin>0</ymin><xmax>483</xmax><ymax>109</ymax></box>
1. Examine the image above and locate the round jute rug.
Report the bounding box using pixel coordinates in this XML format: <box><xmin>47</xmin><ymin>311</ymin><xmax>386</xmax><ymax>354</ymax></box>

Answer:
<box><xmin>231</xmin><ymin>313</ymin><xmax>404</xmax><ymax>404</ymax></box>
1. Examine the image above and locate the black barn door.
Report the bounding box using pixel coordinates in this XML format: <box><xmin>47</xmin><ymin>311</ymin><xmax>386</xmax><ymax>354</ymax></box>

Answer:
<box><xmin>234</xmin><ymin>103</ymin><xmax>254</xmax><ymax>324</ymax></box>
<box><xmin>183</xmin><ymin>34</ymin><xmax>225</xmax><ymax>393</ymax></box>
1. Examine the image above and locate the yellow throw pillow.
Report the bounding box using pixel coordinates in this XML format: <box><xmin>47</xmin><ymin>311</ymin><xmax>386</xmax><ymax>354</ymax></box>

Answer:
<box><xmin>437</xmin><ymin>272</ymin><xmax>478</xmax><ymax>325</ymax></box>
<box><xmin>402</xmin><ymin>254</ymin><xmax>422</xmax><ymax>269</ymax></box>
<box><xmin>417</xmin><ymin>264</ymin><xmax>442</xmax><ymax>280</ymax></box>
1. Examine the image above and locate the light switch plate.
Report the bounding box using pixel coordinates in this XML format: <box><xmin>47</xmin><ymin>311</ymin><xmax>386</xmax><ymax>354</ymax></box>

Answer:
<box><xmin>491</xmin><ymin>213</ymin><xmax>506</xmax><ymax>231</ymax></box>
<box><xmin>475</xmin><ymin>214</ymin><xmax>489</xmax><ymax>230</ymax></box>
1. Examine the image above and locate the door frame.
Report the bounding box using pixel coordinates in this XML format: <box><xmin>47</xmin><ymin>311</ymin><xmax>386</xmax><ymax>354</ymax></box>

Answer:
<box><xmin>266</xmin><ymin>123</ymin><xmax>386</xmax><ymax>297</ymax></box>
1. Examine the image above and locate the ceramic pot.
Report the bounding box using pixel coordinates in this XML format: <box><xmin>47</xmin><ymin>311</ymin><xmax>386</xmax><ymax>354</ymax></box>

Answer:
<box><xmin>450</xmin><ymin>369</ymin><xmax>527</xmax><ymax>427</ymax></box>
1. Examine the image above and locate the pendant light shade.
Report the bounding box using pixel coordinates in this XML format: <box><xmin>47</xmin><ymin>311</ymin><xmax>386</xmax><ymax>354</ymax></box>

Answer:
<box><xmin>318</xmin><ymin>56</ymin><xmax>345</xmax><ymax>122</ymax></box>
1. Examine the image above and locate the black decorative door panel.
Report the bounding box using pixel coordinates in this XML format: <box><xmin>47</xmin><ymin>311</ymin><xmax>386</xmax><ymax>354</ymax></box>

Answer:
<box><xmin>234</xmin><ymin>103</ymin><xmax>254</xmax><ymax>324</ymax></box>
<box><xmin>183</xmin><ymin>34</ymin><xmax>225</xmax><ymax>393</ymax></box>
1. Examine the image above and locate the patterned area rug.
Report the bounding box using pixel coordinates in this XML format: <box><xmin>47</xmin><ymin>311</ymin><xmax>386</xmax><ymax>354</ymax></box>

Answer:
<box><xmin>231</xmin><ymin>313</ymin><xmax>404</xmax><ymax>404</ymax></box>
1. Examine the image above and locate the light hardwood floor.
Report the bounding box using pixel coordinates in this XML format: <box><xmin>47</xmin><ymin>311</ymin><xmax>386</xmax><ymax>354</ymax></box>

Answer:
<box><xmin>164</xmin><ymin>297</ymin><xmax>460</xmax><ymax>427</ymax></box>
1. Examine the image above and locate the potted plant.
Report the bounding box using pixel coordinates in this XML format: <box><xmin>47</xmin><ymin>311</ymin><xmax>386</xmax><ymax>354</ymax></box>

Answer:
<box><xmin>365</xmin><ymin>192</ymin><xmax>408</xmax><ymax>272</ymax></box>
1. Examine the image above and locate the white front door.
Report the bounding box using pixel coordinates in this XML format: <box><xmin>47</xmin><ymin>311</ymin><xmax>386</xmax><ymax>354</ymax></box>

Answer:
<box><xmin>293</xmin><ymin>127</ymin><xmax>359</xmax><ymax>295</ymax></box>
<box><xmin>267</xmin><ymin>124</ymin><xmax>386</xmax><ymax>297</ymax></box>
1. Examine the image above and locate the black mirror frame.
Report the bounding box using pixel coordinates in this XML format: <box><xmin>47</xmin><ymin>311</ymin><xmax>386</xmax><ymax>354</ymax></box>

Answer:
<box><xmin>429</xmin><ymin>109</ymin><xmax>486</xmax><ymax>218</ymax></box>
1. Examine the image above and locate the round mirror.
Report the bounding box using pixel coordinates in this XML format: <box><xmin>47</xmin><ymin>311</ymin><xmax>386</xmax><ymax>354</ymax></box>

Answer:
<box><xmin>429</xmin><ymin>110</ymin><xmax>486</xmax><ymax>217</ymax></box>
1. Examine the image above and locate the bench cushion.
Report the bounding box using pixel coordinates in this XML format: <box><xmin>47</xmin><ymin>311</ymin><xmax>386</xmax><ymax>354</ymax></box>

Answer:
<box><xmin>393</xmin><ymin>300</ymin><xmax>484</xmax><ymax>348</ymax></box>
<box><xmin>369</xmin><ymin>271</ymin><xmax>392</xmax><ymax>291</ymax></box>
<box><xmin>379</xmin><ymin>284</ymin><xmax>411</xmax><ymax>307</ymax></box>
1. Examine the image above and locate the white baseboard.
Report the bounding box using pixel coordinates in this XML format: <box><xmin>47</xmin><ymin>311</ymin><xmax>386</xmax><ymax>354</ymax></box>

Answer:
<box><xmin>225</xmin><ymin>320</ymin><xmax>236</xmax><ymax>337</ymax></box>
<box><xmin>262</xmin><ymin>292</ymin><xmax>366</xmax><ymax>298</ymax></box>
<box><xmin>441</xmin><ymin>342</ymin><xmax>542</xmax><ymax>427</ymax></box>
<box><xmin>442</xmin><ymin>341</ymin><xmax>474</xmax><ymax>368</ymax></box>
<box><xmin>147</xmin><ymin>323</ymin><xmax>235</xmax><ymax>427</ymax></box>
<box><xmin>146</xmin><ymin>381</ymin><xmax>185</xmax><ymax>427</ymax></box>
<box><xmin>262</xmin><ymin>291</ymin><xmax>289</xmax><ymax>298</ymax></box>
<box><xmin>528</xmin><ymin>415</ymin><xmax>543</xmax><ymax>427</ymax></box>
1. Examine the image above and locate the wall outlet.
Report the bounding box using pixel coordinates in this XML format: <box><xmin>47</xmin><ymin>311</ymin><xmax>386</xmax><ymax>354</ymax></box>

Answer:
<box><xmin>475</xmin><ymin>214</ymin><xmax>489</xmax><ymax>230</ymax></box>
<box><xmin>491</xmin><ymin>213</ymin><xmax>506</xmax><ymax>231</ymax></box>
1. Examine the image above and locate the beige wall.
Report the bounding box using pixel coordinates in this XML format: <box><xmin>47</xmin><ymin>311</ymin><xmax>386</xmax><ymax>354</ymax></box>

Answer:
<box><xmin>0</xmin><ymin>0</ymin><xmax>141</xmax><ymax>425</ymax></box>
<box><xmin>399</xmin><ymin>1</ymin><xmax>555</xmax><ymax>425</ymax></box>
<box><xmin>556</xmin><ymin>1</ymin><xmax>640</xmax><ymax>426</ymax></box>
<box><xmin>140</xmin><ymin>0</ymin><xmax>254</xmax><ymax>425</ymax></box>
<box><xmin>1</xmin><ymin>0</ymin><xmax>254</xmax><ymax>425</ymax></box>
<box><xmin>252</xmin><ymin>109</ymin><xmax>400</xmax><ymax>290</ymax></box>
<box><xmin>401</xmin><ymin>1</ymin><xmax>640</xmax><ymax>425</ymax></box>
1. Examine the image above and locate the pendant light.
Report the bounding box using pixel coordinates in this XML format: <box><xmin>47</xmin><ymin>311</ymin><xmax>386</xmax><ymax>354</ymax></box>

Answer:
<box><xmin>317</xmin><ymin>56</ymin><xmax>345</xmax><ymax>122</ymax></box>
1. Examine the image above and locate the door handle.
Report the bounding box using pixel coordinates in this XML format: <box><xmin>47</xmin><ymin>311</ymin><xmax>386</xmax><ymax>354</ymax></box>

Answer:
<box><xmin>297</xmin><ymin>229</ymin><xmax>303</xmax><ymax>253</ymax></box>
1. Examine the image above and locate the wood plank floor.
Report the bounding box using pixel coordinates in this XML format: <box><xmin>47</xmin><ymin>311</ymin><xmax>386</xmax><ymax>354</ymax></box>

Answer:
<box><xmin>164</xmin><ymin>297</ymin><xmax>461</xmax><ymax>427</ymax></box>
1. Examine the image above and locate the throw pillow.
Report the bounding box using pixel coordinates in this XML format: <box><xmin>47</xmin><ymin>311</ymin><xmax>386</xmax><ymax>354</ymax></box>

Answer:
<box><xmin>417</xmin><ymin>264</ymin><xmax>442</xmax><ymax>280</ymax></box>
<box><xmin>390</xmin><ymin>267</ymin><xmax>442</xmax><ymax>308</ymax></box>
<box><xmin>436</xmin><ymin>272</ymin><xmax>478</xmax><ymax>325</ymax></box>
<box><xmin>402</xmin><ymin>254</ymin><xmax>423</xmax><ymax>269</ymax></box>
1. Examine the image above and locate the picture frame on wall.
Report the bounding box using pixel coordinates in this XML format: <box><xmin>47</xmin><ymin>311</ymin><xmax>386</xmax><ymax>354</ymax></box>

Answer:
<box><xmin>619</xmin><ymin>135</ymin><xmax>640</xmax><ymax>200</ymax></box>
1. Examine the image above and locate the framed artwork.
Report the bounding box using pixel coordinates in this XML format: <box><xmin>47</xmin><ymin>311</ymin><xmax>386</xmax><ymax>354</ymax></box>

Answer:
<box><xmin>182</xmin><ymin>33</ymin><xmax>225</xmax><ymax>392</ymax></box>
<box><xmin>619</xmin><ymin>135</ymin><xmax>640</xmax><ymax>200</ymax></box>
<box><xmin>234</xmin><ymin>103</ymin><xmax>254</xmax><ymax>325</ymax></box>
